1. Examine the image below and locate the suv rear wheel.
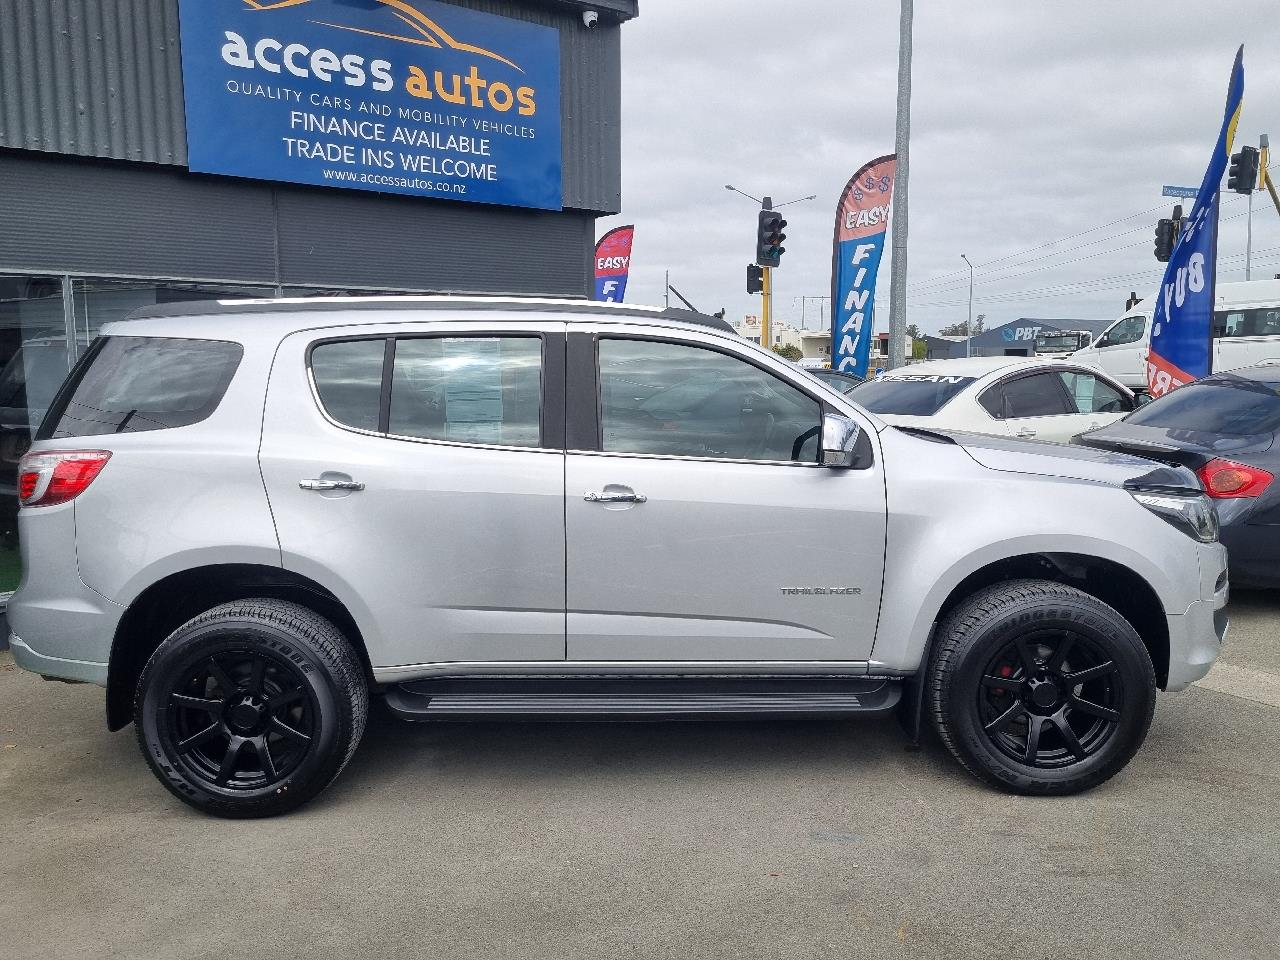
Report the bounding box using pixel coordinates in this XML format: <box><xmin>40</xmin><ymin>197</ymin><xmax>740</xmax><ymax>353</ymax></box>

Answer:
<box><xmin>928</xmin><ymin>579</ymin><xmax>1156</xmax><ymax>795</ymax></box>
<box><xmin>135</xmin><ymin>599</ymin><xmax>368</xmax><ymax>818</ymax></box>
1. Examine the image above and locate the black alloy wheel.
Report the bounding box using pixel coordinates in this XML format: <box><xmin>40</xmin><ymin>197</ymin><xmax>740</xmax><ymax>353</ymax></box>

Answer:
<box><xmin>929</xmin><ymin>579</ymin><xmax>1156</xmax><ymax>796</ymax></box>
<box><xmin>165</xmin><ymin>649</ymin><xmax>317</xmax><ymax>791</ymax></box>
<box><xmin>136</xmin><ymin>599</ymin><xmax>368</xmax><ymax>818</ymax></box>
<box><xmin>977</xmin><ymin>631</ymin><xmax>1122</xmax><ymax>768</ymax></box>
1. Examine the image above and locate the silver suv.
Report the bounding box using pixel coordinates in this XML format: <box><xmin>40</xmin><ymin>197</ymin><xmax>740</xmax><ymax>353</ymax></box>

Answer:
<box><xmin>9</xmin><ymin>297</ymin><xmax>1229</xmax><ymax>817</ymax></box>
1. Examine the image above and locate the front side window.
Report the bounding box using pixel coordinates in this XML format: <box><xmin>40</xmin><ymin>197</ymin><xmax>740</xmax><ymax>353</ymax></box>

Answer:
<box><xmin>40</xmin><ymin>336</ymin><xmax>243</xmax><ymax>439</ymax></box>
<box><xmin>1096</xmin><ymin>316</ymin><xmax>1145</xmax><ymax>348</ymax></box>
<box><xmin>599</xmin><ymin>339</ymin><xmax>822</xmax><ymax>462</ymax></box>
<box><xmin>1056</xmin><ymin>371</ymin><xmax>1132</xmax><ymax>414</ymax></box>
<box><xmin>390</xmin><ymin>337</ymin><xmax>541</xmax><ymax>447</ymax></box>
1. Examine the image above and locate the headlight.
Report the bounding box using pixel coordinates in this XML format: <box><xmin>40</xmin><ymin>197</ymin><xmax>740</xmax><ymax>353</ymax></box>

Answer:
<box><xmin>1130</xmin><ymin>490</ymin><xmax>1220</xmax><ymax>543</ymax></box>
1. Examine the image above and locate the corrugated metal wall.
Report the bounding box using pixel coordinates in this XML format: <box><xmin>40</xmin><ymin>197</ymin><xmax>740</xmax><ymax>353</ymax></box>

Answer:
<box><xmin>0</xmin><ymin>152</ymin><xmax>595</xmax><ymax>294</ymax></box>
<box><xmin>0</xmin><ymin>0</ymin><xmax>621</xmax><ymax>213</ymax></box>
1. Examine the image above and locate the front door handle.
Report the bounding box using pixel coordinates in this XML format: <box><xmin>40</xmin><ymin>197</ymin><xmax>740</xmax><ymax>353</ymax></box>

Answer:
<box><xmin>1016</xmin><ymin>427</ymin><xmax>1037</xmax><ymax>438</ymax></box>
<box><xmin>584</xmin><ymin>490</ymin><xmax>647</xmax><ymax>504</ymax></box>
<box><xmin>300</xmin><ymin>478</ymin><xmax>365</xmax><ymax>492</ymax></box>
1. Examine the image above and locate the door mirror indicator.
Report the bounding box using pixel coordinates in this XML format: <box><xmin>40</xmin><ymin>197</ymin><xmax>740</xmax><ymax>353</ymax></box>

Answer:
<box><xmin>821</xmin><ymin>414</ymin><xmax>861</xmax><ymax>468</ymax></box>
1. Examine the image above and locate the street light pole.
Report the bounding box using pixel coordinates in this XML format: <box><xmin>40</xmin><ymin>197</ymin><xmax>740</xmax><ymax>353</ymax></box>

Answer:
<box><xmin>886</xmin><ymin>0</ymin><xmax>913</xmax><ymax>370</ymax></box>
<box><xmin>961</xmin><ymin>254</ymin><xmax>974</xmax><ymax>358</ymax></box>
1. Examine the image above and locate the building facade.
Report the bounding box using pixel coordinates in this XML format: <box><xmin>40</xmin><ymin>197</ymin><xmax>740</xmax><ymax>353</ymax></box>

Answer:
<box><xmin>0</xmin><ymin>0</ymin><xmax>636</xmax><ymax>591</ymax></box>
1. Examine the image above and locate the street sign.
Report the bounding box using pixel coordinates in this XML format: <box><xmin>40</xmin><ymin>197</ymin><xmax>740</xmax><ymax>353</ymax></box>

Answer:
<box><xmin>1162</xmin><ymin>185</ymin><xmax>1200</xmax><ymax>199</ymax></box>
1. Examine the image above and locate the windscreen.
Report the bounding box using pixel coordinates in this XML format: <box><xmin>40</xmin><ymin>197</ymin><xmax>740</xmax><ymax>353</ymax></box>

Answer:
<box><xmin>38</xmin><ymin>336</ymin><xmax>243</xmax><ymax>439</ymax></box>
<box><xmin>848</xmin><ymin>374</ymin><xmax>975</xmax><ymax>415</ymax></box>
<box><xmin>1125</xmin><ymin>375</ymin><xmax>1280</xmax><ymax>436</ymax></box>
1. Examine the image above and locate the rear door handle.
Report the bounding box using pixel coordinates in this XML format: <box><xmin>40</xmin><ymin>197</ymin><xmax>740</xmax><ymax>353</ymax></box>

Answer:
<box><xmin>584</xmin><ymin>490</ymin><xmax>647</xmax><ymax>504</ymax></box>
<box><xmin>1016</xmin><ymin>428</ymin><xmax>1037</xmax><ymax>438</ymax></box>
<box><xmin>300</xmin><ymin>478</ymin><xmax>365</xmax><ymax>492</ymax></box>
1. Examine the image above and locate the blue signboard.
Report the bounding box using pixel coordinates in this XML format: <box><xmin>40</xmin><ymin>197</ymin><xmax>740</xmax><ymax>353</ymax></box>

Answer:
<box><xmin>831</xmin><ymin>155</ymin><xmax>896</xmax><ymax>377</ymax></box>
<box><xmin>1161</xmin><ymin>185</ymin><xmax>1200</xmax><ymax>199</ymax></box>
<box><xmin>177</xmin><ymin>0</ymin><xmax>562</xmax><ymax>211</ymax></box>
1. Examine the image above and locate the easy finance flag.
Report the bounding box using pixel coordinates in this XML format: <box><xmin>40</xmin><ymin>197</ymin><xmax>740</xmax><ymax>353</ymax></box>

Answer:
<box><xmin>831</xmin><ymin>155</ymin><xmax>896</xmax><ymax>377</ymax></box>
<box><xmin>594</xmin><ymin>225</ymin><xmax>635</xmax><ymax>302</ymax></box>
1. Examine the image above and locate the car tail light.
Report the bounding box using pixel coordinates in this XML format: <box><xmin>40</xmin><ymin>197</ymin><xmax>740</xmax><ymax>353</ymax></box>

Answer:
<box><xmin>1196</xmin><ymin>458</ymin><xmax>1274</xmax><ymax>499</ymax></box>
<box><xmin>17</xmin><ymin>450</ymin><xmax>112</xmax><ymax>508</ymax></box>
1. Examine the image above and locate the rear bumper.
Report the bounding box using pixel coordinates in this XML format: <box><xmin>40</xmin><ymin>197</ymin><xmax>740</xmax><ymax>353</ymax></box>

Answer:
<box><xmin>9</xmin><ymin>633</ymin><xmax>108</xmax><ymax>686</ymax></box>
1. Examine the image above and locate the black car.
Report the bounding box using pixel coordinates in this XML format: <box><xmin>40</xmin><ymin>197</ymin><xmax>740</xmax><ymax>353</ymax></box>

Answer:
<box><xmin>1074</xmin><ymin>363</ymin><xmax>1280</xmax><ymax>587</ymax></box>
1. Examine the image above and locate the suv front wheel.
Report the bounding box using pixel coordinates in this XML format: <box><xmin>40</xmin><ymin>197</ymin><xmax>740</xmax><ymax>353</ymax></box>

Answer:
<box><xmin>928</xmin><ymin>579</ymin><xmax>1157</xmax><ymax>795</ymax></box>
<box><xmin>135</xmin><ymin>599</ymin><xmax>368</xmax><ymax>818</ymax></box>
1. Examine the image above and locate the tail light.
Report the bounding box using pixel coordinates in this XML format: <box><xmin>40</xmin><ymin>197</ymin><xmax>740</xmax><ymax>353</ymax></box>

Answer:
<box><xmin>1197</xmin><ymin>458</ymin><xmax>1274</xmax><ymax>499</ymax></box>
<box><xmin>17</xmin><ymin>450</ymin><xmax>112</xmax><ymax>508</ymax></box>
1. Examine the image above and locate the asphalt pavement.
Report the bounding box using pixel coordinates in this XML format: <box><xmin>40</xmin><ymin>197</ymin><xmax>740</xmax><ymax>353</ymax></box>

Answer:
<box><xmin>2</xmin><ymin>594</ymin><xmax>1277</xmax><ymax>960</ymax></box>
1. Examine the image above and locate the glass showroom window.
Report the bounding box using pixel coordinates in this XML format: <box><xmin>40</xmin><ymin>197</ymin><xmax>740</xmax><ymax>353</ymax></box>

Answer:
<box><xmin>0</xmin><ymin>275</ymin><xmax>73</xmax><ymax>593</ymax></box>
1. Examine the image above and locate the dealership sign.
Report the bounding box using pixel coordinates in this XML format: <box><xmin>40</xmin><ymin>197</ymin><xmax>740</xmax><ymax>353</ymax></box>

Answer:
<box><xmin>177</xmin><ymin>0</ymin><xmax>563</xmax><ymax>210</ymax></box>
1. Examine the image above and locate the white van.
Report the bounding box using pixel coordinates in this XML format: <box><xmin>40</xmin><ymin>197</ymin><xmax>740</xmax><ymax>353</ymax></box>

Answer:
<box><xmin>1071</xmin><ymin>279</ymin><xmax>1280</xmax><ymax>390</ymax></box>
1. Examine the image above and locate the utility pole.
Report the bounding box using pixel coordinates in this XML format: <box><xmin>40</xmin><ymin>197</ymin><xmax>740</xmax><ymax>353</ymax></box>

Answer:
<box><xmin>961</xmin><ymin>254</ymin><xmax>974</xmax><ymax>358</ymax></box>
<box><xmin>664</xmin><ymin>269</ymin><xmax>670</xmax><ymax>309</ymax></box>
<box><xmin>886</xmin><ymin>0</ymin><xmax>913</xmax><ymax>371</ymax></box>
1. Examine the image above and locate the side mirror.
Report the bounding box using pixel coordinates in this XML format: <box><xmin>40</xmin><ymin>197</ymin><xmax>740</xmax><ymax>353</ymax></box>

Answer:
<box><xmin>1134</xmin><ymin>392</ymin><xmax>1153</xmax><ymax>407</ymax></box>
<box><xmin>821</xmin><ymin>414</ymin><xmax>860</xmax><ymax>468</ymax></box>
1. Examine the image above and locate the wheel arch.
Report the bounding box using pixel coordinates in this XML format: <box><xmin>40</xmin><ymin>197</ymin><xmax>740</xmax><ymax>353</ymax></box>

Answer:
<box><xmin>924</xmin><ymin>553</ymin><xmax>1171</xmax><ymax>689</ymax></box>
<box><xmin>106</xmin><ymin>563</ymin><xmax>372</xmax><ymax>731</ymax></box>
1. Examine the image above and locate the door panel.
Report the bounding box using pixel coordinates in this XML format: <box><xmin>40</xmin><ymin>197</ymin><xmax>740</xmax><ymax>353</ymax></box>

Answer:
<box><xmin>566</xmin><ymin>332</ymin><xmax>886</xmax><ymax>662</ymax></box>
<box><xmin>259</xmin><ymin>324</ymin><xmax>567</xmax><ymax>670</ymax></box>
<box><xmin>567</xmin><ymin>455</ymin><xmax>885</xmax><ymax>660</ymax></box>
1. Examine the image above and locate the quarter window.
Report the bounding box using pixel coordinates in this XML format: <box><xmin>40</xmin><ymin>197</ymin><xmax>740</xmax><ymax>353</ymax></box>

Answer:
<box><xmin>389</xmin><ymin>337</ymin><xmax>541</xmax><ymax>447</ymax></box>
<box><xmin>1215</xmin><ymin>308</ymin><xmax>1280</xmax><ymax>339</ymax></box>
<box><xmin>599</xmin><ymin>339</ymin><xmax>822</xmax><ymax>462</ymax></box>
<box><xmin>311</xmin><ymin>339</ymin><xmax>386</xmax><ymax>433</ymax></box>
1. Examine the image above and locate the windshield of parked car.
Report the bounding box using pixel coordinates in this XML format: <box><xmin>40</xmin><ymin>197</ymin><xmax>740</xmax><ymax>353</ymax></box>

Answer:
<box><xmin>1125</xmin><ymin>375</ymin><xmax>1280</xmax><ymax>436</ymax></box>
<box><xmin>848</xmin><ymin>373</ymin><xmax>975</xmax><ymax>415</ymax></box>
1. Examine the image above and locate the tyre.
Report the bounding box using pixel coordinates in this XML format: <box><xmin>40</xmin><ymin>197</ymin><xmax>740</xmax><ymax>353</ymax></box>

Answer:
<box><xmin>928</xmin><ymin>579</ymin><xmax>1156</xmax><ymax>796</ymax></box>
<box><xmin>135</xmin><ymin>599</ymin><xmax>368</xmax><ymax>818</ymax></box>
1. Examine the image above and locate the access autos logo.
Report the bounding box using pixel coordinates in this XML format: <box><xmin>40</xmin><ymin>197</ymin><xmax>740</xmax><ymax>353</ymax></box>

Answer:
<box><xmin>223</xmin><ymin>0</ymin><xmax>538</xmax><ymax>114</ymax></box>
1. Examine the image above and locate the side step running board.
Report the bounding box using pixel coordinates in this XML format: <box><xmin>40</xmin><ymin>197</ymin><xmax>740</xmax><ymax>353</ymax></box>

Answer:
<box><xmin>384</xmin><ymin>678</ymin><xmax>901</xmax><ymax>721</ymax></box>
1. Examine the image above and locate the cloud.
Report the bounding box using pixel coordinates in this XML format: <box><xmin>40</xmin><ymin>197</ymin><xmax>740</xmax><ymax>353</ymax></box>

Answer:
<box><xmin>598</xmin><ymin>1</ymin><xmax>1280</xmax><ymax>335</ymax></box>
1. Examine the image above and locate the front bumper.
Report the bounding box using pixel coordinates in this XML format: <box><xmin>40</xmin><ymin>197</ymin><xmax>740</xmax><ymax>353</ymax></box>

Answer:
<box><xmin>1163</xmin><ymin>541</ymin><xmax>1230</xmax><ymax>691</ymax></box>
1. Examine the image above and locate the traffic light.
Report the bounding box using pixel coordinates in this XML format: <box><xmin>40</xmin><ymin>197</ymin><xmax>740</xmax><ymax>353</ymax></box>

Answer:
<box><xmin>747</xmin><ymin>263</ymin><xmax>764</xmax><ymax>294</ymax></box>
<box><xmin>756</xmin><ymin>210</ymin><xmax>787</xmax><ymax>267</ymax></box>
<box><xmin>1227</xmin><ymin>146</ymin><xmax>1260</xmax><ymax>194</ymax></box>
<box><xmin>1154</xmin><ymin>218</ymin><xmax>1175</xmax><ymax>262</ymax></box>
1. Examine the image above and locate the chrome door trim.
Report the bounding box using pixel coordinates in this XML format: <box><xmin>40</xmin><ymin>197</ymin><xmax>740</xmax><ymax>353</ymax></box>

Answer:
<box><xmin>373</xmin><ymin>658</ymin><xmax>875</xmax><ymax>684</ymax></box>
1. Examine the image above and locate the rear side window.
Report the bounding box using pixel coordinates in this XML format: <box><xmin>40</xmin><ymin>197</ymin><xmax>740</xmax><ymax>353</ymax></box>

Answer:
<box><xmin>390</xmin><ymin>337</ymin><xmax>542</xmax><ymax>447</ymax></box>
<box><xmin>1126</xmin><ymin>376</ymin><xmax>1280</xmax><ymax>435</ymax></box>
<box><xmin>39</xmin><ymin>336</ymin><xmax>242</xmax><ymax>439</ymax></box>
<box><xmin>985</xmin><ymin>372</ymin><xmax>1073</xmax><ymax>419</ymax></box>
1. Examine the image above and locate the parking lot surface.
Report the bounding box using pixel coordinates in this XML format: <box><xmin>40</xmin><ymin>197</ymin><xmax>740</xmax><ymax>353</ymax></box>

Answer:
<box><xmin>2</xmin><ymin>594</ymin><xmax>1278</xmax><ymax>960</ymax></box>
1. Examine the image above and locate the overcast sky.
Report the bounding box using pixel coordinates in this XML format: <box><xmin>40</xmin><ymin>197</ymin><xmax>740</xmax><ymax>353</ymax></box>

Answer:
<box><xmin>596</xmin><ymin>1</ymin><xmax>1280</xmax><ymax>336</ymax></box>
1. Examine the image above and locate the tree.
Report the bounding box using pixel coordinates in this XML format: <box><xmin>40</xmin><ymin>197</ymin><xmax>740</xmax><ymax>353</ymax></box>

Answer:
<box><xmin>975</xmin><ymin>314</ymin><xmax>987</xmax><ymax>334</ymax></box>
<box><xmin>938</xmin><ymin>321</ymin><xmax>968</xmax><ymax>337</ymax></box>
<box><xmin>905</xmin><ymin>323</ymin><xmax>922</xmax><ymax>340</ymax></box>
<box><xmin>912</xmin><ymin>339</ymin><xmax>928</xmax><ymax>360</ymax></box>
<box><xmin>772</xmin><ymin>343</ymin><xmax>803</xmax><ymax>362</ymax></box>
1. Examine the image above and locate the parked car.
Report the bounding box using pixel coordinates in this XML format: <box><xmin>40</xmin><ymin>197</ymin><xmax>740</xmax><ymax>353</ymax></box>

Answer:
<box><xmin>847</xmin><ymin>356</ymin><xmax>1136</xmax><ymax>443</ymax></box>
<box><xmin>10</xmin><ymin>297</ymin><xmax>1227</xmax><ymax>816</ymax></box>
<box><xmin>1075</xmin><ymin>362</ymin><xmax>1280</xmax><ymax>588</ymax></box>
<box><xmin>802</xmin><ymin>366</ymin><xmax>863</xmax><ymax>394</ymax></box>
<box><xmin>1071</xmin><ymin>279</ymin><xmax>1280</xmax><ymax>392</ymax></box>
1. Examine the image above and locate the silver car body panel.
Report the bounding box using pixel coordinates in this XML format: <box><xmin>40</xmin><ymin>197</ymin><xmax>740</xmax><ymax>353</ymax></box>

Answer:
<box><xmin>6</xmin><ymin>298</ymin><xmax>1225</xmax><ymax>697</ymax></box>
